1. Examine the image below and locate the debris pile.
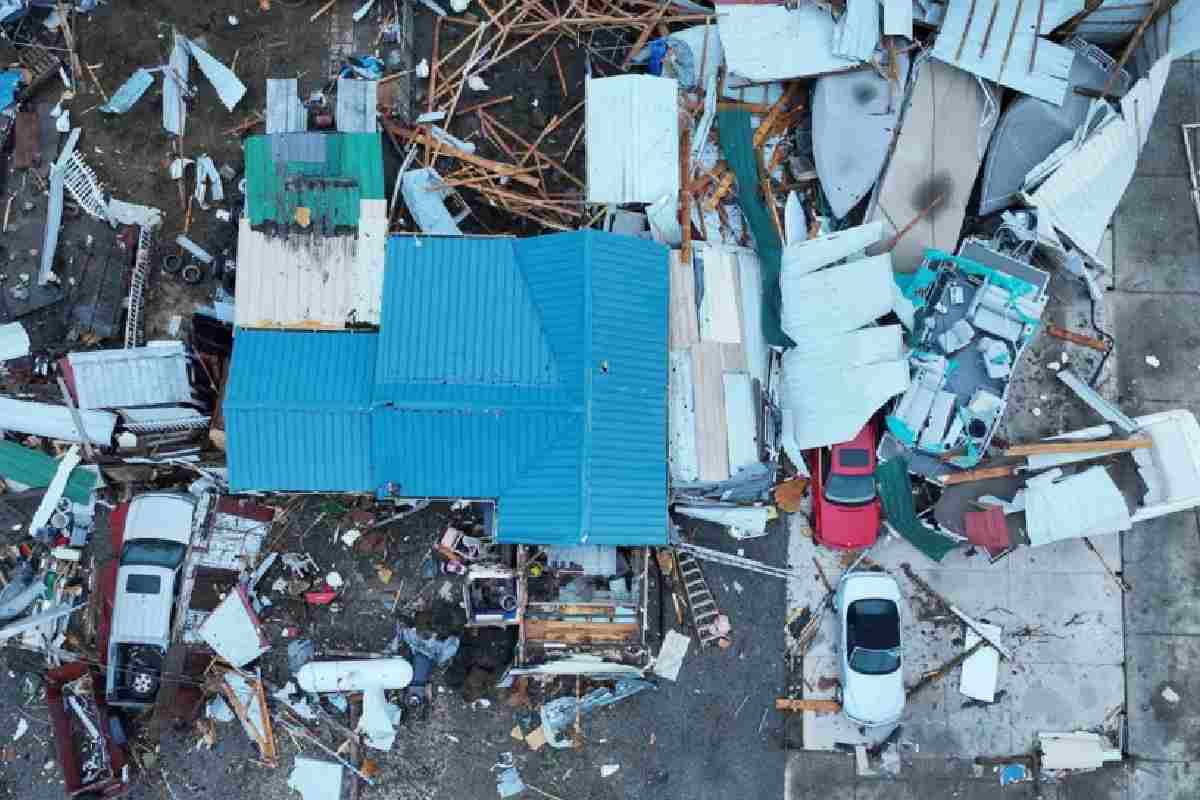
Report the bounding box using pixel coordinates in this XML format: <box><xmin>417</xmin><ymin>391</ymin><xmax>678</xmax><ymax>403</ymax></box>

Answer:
<box><xmin>0</xmin><ymin>0</ymin><xmax>1194</xmax><ymax>794</ymax></box>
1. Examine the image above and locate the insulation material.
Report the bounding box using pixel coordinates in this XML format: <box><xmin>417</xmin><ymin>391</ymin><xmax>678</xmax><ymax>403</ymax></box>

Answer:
<box><xmin>1023</xmin><ymin>466</ymin><xmax>1132</xmax><ymax>546</ymax></box>
<box><xmin>585</xmin><ymin>76</ymin><xmax>680</xmax><ymax>203</ymax></box>
<box><xmin>716</xmin><ymin>5</ymin><xmax>856</xmax><ymax>82</ymax></box>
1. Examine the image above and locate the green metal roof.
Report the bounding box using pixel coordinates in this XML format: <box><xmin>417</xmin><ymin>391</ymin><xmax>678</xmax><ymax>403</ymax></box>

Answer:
<box><xmin>0</xmin><ymin>441</ymin><xmax>98</xmax><ymax>504</ymax></box>
<box><xmin>243</xmin><ymin>133</ymin><xmax>385</xmax><ymax>229</ymax></box>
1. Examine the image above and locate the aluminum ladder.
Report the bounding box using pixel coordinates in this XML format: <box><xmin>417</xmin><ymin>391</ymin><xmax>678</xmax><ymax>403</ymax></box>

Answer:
<box><xmin>124</xmin><ymin>227</ymin><xmax>152</xmax><ymax>348</ymax></box>
<box><xmin>674</xmin><ymin>548</ymin><xmax>722</xmax><ymax>647</ymax></box>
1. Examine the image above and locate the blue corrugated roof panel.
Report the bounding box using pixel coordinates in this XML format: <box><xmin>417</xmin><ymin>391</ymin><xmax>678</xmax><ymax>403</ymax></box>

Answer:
<box><xmin>225</xmin><ymin>330</ymin><xmax>377</xmax><ymax>491</ymax></box>
<box><xmin>374</xmin><ymin>237</ymin><xmax>559</xmax><ymax>400</ymax></box>
<box><xmin>581</xmin><ymin>233</ymin><xmax>669</xmax><ymax>545</ymax></box>
<box><xmin>370</xmin><ymin>407</ymin><xmax>570</xmax><ymax>498</ymax></box>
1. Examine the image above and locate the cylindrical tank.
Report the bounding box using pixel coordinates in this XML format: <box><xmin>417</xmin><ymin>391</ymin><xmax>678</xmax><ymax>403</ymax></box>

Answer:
<box><xmin>294</xmin><ymin>659</ymin><xmax>414</xmax><ymax>693</ymax></box>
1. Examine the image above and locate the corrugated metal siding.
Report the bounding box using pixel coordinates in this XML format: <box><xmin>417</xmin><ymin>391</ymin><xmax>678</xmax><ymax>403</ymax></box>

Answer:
<box><xmin>224</xmin><ymin>330</ymin><xmax>377</xmax><ymax>491</ymax></box>
<box><xmin>374</xmin><ymin>237</ymin><xmax>559</xmax><ymax>397</ymax></box>
<box><xmin>370</xmin><ymin>407</ymin><xmax>569</xmax><ymax>497</ymax></box>
<box><xmin>336</xmin><ymin>78</ymin><xmax>378</xmax><ymax>133</ymax></box>
<box><xmin>585</xmin><ymin>76</ymin><xmax>680</xmax><ymax>204</ymax></box>
<box><xmin>0</xmin><ymin>441</ymin><xmax>97</xmax><ymax>503</ymax></box>
<box><xmin>233</xmin><ymin>203</ymin><xmax>385</xmax><ymax>329</ymax></box>
<box><xmin>266</xmin><ymin>79</ymin><xmax>307</xmax><ymax>134</ymax></box>
<box><xmin>584</xmin><ymin>233</ymin><xmax>669</xmax><ymax>545</ymax></box>
<box><xmin>244</xmin><ymin>133</ymin><xmax>385</xmax><ymax>228</ymax></box>
<box><xmin>68</xmin><ymin>343</ymin><xmax>192</xmax><ymax>409</ymax></box>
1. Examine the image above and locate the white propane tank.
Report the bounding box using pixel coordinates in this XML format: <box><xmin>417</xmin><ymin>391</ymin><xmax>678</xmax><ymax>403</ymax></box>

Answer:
<box><xmin>294</xmin><ymin>659</ymin><xmax>414</xmax><ymax>693</ymax></box>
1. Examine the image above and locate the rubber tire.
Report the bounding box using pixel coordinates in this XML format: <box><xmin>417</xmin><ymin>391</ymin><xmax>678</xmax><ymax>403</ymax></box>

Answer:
<box><xmin>181</xmin><ymin>264</ymin><xmax>204</xmax><ymax>285</ymax></box>
<box><xmin>161</xmin><ymin>253</ymin><xmax>183</xmax><ymax>274</ymax></box>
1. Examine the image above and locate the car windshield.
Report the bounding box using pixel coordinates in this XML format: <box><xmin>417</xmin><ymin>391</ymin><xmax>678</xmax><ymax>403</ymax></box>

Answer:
<box><xmin>120</xmin><ymin>540</ymin><xmax>187</xmax><ymax>570</ymax></box>
<box><xmin>850</xmin><ymin>646</ymin><xmax>902</xmax><ymax>675</ymax></box>
<box><xmin>825</xmin><ymin>472</ymin><xmax>877</xmax><ymax>505</ymax></box>
<box><xmin>847</xmin><ymin>598</ymin><xmax>901</xmax><ymax>675</ymax></box>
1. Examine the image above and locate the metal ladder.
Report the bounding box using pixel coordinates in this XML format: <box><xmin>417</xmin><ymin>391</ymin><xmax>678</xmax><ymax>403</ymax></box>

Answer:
<box><xmin>674</xmin><ymin>548</ymin><xmax>722</xmax><ymax>647</ymax></box>
<box><xmin>124</xmin><ymin>227</ymin><xmax>152</xmax><ymax>348</ymax></box>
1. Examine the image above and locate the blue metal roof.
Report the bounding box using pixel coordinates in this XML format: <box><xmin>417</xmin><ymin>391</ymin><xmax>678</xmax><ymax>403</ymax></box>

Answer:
<box><xmin>224</xmin><ymin>330</ymin><xmax>377</xmax><ymax>492</ymax></box>
<box><xmin>224</xmin><ymin>232</ymin><xmax>668</xmax><ymax>546</ymax></box>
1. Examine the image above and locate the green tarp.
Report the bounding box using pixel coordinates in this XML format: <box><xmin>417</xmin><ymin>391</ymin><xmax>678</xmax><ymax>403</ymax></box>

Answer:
<box><xmin>0</xmin><ymin>441</ymin><xmax>97</xmax><ymax>504</ymax></box>
<box><xmin>717</xmin><ymin>110</ymin><xmax>793</xmax><ymax>348</ymax></box>
<box><xmin>875</xmin><ymin>457</ymin><xmax>958</xmax><ymax>562</ymax></box>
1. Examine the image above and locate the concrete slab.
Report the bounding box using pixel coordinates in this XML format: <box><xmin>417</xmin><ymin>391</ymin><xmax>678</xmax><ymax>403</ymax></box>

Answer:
<box><xmin>1134</xmin><ymin>60</ymin><xmax>1196</xmax><ymax>179</ymax></box>
<box><xmin>1113</xmin><ymin>177</ymin><xmax>1200</xmax><ymax>292</ymax></box>
<box><xmin>1123</xmin><ymin>513</ymin><xmax>1200</xmax><ymax>635</ymax></box>
<box><xmin>1002</xmin><ymin>572</ymin><xmax>1122</xmax><ymax>665</ymax></box>
<box><xmin>1113</xmin><ymin>292</ymin><xmax>1200</xmax><ymax>397</ymax></box>
<box><xmin>1005</xmin><ymin>663</ymin><xmax>1124</xmax><ymax>752</ymax></box>
<box><xmin>1128</xmin><ymin>760</ymin><xmax>1200</xmax><ymax>800</ymax></box>
<box><xmin>1003</xmin><ymin>532</ymin><xmax>1121</xmax><ymax>574</ymax></box>
<box><xmin>1125</xmin><ymin>635</ymin><xmax>1200</xmax><ymax>760</ymax></box>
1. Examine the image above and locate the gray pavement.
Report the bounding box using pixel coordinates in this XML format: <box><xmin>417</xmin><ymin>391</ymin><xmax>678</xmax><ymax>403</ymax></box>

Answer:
<box><xmin>1112</xmin><ymin>53</ymin><xmax>1200</xmax><ymax>800</ymax></box>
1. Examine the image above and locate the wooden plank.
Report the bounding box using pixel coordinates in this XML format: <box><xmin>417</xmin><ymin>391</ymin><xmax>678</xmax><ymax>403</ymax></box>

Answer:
<box><xmin>775</xmin><ymin>698</ymin><xmax>842</xmax><ymax>713</ymax></box>
<box><xmin>692</xmin><ymin>342</ymin><xmax>730</xmax><ymax>481</ymax></box>
<box><xmin>937</xmin><ymin>465</ymin><xmax>1018</xmax><ymax>486</ymax></box>
<box><xmin>12</xmin><ymin>111</ymin><xmax>39</xmax><ymax>169</ymax></box>
<box><xmin>698</xmin><ymin>246</ymin><xmax>743</xmax><ymax>344</ymax></box>
<box><xmin>669</xmin><ymin>251</ymin><xmax>700</xmax><ymax>349</ymax></box>
<box><xmin>1045</xmin><ymin>323</ymin><xmax>1108</xmax><ymax>352</ymax></box>
<box><xmin>523</xmin><ymin>619</ymin><xmax>638</xmax><ymax>643</ymax></box>
<box><xmin>1004</xmin><ymin>438</ymin><xmax>1151</xmax><ymax>457</ymax></box>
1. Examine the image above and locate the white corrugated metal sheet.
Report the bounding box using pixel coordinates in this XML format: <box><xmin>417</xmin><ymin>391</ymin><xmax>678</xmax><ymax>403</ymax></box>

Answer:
<box><xmin>163</xmin><ymin>31</ymin><xmax>189</xmax><ymax>136</ymax></box>
<box><xmin>1025</xmin><ymin>56</ymin><xmax>1170</xmax><ymax>257</ymax></box>
<box><xmin>0</xmin><ymin>323</ymin><xmax>30</xmax><ymax>361</ymax></box>
<box><xmin>336</xmin><ymin>78</ymin><xmax>378</xmax><ymax>133</ymax></box>
<box><xmin>780</xmin><ymin>253</ymin><xmax>895</xmax><ymax>342</ymax></box>
<box><xmin>717</xmin><ymin>5</ymin><xmax>856</xmax><ymax>82</ymax></box>
<box><xmin>931</xmin><ymin>0</ymin><xmax>1075</xmax><ymax>105</ymax></box>
<box><xmin>68</xmin><ymin>343</ymin><xmax>192</xmax><ymax>410</ymax></box>
<box><xmin>0</xmin><ymin>398</ymin><xmax>116</xmax><ymax>444</ymax></box>
<box><xmin>884</xmin><ymin>0</ymin><xmax>913</xmax><ymax>36</ymax></box>
<box><xmin>1024</xmin><ymin>466</ymin><xmax>1131</xmax><ymax>545</ymax></box>
<box><xmin>234</xmin><ymin>199</ymin><xmax>386</xmax><ymax>329</ymax></box>
<box><xmin>833</xmin><ymin>0</ymin><xmax>880</xmax><ymax>62</ymax></box>
<box><xmin>266</xmin><ymin>79</ymin><xmax>308</xmax><ymax>134</ymax></box>
<box><xmin>585</xmin><ymin>76</ymin><xmax>680</xmax><ymax>204</ymax></box>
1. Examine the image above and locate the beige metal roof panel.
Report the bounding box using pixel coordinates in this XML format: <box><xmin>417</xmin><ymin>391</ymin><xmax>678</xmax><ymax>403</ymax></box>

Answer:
<box><xmin>234</xmin><ymin>199</ymin><xmax>385</xmax><ymax>329</ymax></box>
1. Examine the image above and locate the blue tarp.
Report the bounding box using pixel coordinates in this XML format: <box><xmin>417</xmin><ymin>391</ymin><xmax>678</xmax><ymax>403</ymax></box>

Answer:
<box><xmin>0</xmin><ymin>71</ymin><xmax>21</xmax><ymax>112</ymax></box>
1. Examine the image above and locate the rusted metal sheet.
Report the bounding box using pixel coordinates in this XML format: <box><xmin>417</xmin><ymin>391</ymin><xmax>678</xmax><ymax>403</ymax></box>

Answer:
<box><xmin>12</xmin><ymin>111</ymin><xmax>40</xmax><ymax>169</ymax></box>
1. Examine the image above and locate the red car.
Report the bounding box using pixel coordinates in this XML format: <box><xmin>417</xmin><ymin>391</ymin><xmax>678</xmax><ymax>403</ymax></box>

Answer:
<box><xmin>807</xmin><ymin>421</ymin><xmax>882</xmax><ymax>549</ymax></box>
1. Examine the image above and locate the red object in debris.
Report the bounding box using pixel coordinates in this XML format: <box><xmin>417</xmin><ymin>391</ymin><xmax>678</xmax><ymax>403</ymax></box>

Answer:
<box><xmin>964</xmin><ymin>506</ymin><xmax>1011</xmax><ymax>557</ymax></box>
<box><xmin>806</xmin><ymin>421</ymin><xmax>882</xmax><ymax>550</ymax></box>
<box><xmin>46</xmin><ymin>662</ymin><xmax>130</xmax><ymax>798</ymax></box>
<box><xmin>304</xmin><ymin>589</ymin><xmax>338</xmax><ymax>605</ymax></box>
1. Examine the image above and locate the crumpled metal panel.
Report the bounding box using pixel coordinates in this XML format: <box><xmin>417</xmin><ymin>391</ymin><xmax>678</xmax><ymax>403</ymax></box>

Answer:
<box><xmin>717</xmin><ymin>5</ymin><xmax>856</xmax><ymax>81</ymax></box>
<box><xmin>67</xmin><ymin>342</ymin><xmax>192</xmax><ymax>410</ymax></box>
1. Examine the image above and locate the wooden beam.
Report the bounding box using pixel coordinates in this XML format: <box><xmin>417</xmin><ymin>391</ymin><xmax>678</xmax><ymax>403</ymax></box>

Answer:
<box><xmin>523</xmin><ymin>619</ymin><xmax>638</xmax><ymax>643</ymax></box>
<box><xmin>775</xmin><ymin>698</ymin><xmax>842</xmax><ymax>714</ymax></box>
<box><xmin>1004</xmin><ymin>438</ymin><xmax>1151</xmax><ymax>456</ymax></box>
<box><xmin>1044</xmin><ymin>323</ymin><xmax>1109</xmax><ymax>352</ymax></box>
<box><xmin>937</xmin><ymin>465</ymin><xmax>1019</xmax><ymax>486</ymax></box>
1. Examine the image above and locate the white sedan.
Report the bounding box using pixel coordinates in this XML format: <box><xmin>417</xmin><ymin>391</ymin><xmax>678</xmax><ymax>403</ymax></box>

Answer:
<box><xmin>834</xmin><ymin>571</ymin><xmax>905</xmax><ymax>727</ymax></box>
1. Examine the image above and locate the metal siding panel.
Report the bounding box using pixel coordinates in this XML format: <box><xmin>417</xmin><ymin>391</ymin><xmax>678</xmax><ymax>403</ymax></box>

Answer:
<box><xmin>233</xmin><ymin>209</ymin><xmax>383</xmax><ymax>329</ymax></box>
<box><xmin>227</xmin><ymin>408</ymin><xmax>372</xmax><ymax>492</ymax></box>
<box><xmin>717</xmin><ymin>5</ymin><xmax>857</xmax><ymax>82</ymax></box>
<box><xmin>245</xmin><ymin>133</ymin><xmax>384</xmax><ymax>227</ymax></box>
<box><xmin>336</xmin><ymin>78</ymin><xmax>378</xmax><ymax>133</ymax></box>
<box><xmin>68</xmin><ymin>344</ymin><xmax>192</xmax><ymax>409</ymax></box>
<box><xmin>266</xmin><ymin>79</ymin><xmax>307</xmax><ymax>134</ymax></box>
<box><xmin>585</xmin><ymin>76</ymin><xmax>681</xmax><ymax>204</ymax></box>
<box><xmin>498</xmin><ymin>419</ymin><xmax>584</xmax><ymax>544</ymax></box>
<box><xmin>0</xmin><ymin>440</ymin><xmax>97</xmax><ymax>503</ymax></box>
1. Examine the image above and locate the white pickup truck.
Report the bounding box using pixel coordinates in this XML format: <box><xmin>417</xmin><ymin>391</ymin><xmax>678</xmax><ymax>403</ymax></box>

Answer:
<box><xmin>105</xmin><ymin>493</ymin><xmax>196</xmax><ymax>709</ymax></box>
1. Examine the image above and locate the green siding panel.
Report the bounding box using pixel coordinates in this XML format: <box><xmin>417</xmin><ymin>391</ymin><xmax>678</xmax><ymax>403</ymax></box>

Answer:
<box><xmin>0</xmin><ymin>441</ymin><xmax>97</xmax><ymax>504</ymax></box>
<box><xmin>243</xmin><ymin>133</ymin><xmax>385</xmax><ymax>228</ymax></box>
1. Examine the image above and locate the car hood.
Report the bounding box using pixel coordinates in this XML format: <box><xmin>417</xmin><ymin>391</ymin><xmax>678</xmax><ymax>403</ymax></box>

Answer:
<box><xmin>111</xmin><ymin>565</ymin><xmax>175</xmax><ymax>647</ymax></box>
<box><xmin>124</xmin><ymin>494</ymin><xmax>195</xmax><ymax>546</ymax></box>
<box><xmin>842</xmin><ymin>667</ymin><xmax>905</xmax><ymax>726</ymax></box>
